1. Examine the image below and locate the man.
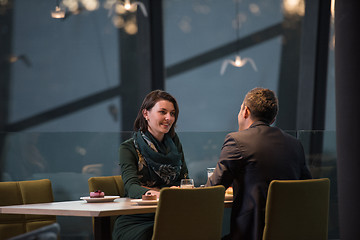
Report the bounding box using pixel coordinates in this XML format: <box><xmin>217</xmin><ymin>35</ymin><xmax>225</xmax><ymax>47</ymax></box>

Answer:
<box><xmin>206</xmin><ymin>88</ymin><xmax>312</xmax><ymax>240</ymax></box>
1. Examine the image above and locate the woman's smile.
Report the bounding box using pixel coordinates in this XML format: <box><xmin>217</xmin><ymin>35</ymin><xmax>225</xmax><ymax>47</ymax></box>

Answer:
<box><xmin>143</xmin><ymin>100</ymin><xmax>176</xmax><ymax>141</ymax></box>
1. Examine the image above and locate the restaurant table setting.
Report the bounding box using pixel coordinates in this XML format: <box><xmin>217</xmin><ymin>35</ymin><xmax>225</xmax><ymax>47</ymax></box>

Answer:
<box><xmin>0</xmin><ymin>172</ymin><xmax>233</xmax><ymax>240</ymax></box>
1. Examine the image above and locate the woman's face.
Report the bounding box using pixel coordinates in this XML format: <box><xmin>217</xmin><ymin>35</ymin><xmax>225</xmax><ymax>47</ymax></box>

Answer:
<box><xmin>143</xmin><ymin>100</ymin><xmax>176</xmax><ymax>141</ymax></box>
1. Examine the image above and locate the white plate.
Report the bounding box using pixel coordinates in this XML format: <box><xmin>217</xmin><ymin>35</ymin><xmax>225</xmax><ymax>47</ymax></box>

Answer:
<box><xmin>225</xmin><ymin>194</ymin><xmax>233</xmax><ymax>201</ymax></box>
<box><xmin>131</xmin><ymin>199</ymin><xmax>158</xmax><ymax>205</ymax></box>
<box><xmin>80</xmin><ymin>196</ymin><xmax>120</xmax><ymax>203</ymax></box>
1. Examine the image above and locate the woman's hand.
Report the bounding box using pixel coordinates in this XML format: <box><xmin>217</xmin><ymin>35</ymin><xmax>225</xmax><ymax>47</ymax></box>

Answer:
<box><xmin>146</xmin><ymin>190</ymin><xmax>160</xmax><ymax>198</ymax></box>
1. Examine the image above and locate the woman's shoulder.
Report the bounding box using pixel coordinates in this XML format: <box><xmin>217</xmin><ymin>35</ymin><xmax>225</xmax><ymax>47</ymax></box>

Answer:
<box><xmin>120</xmin><ymin>137</ymin><xmax>135</xmax><ymax>150</ymax></box>
<box><xmin>119</xmin><ymin>138</ymin><xmax>137</xmax><ymax>162</ymax></box>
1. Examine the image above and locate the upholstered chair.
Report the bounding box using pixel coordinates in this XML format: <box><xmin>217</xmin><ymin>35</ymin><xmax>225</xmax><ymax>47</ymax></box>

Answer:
<box><xmin>0</xmin><ymin>179</ymin><xmax>56</xmax><ymax>240</ymax></box>
<box><xmin>263</xmin><ymin>178</ymin><xmax>330</xmax><ymax>240</ymax></box>
<box><xmin>152</xmin><ymin>185</ymin><xmax>225</xmax><ymax>240</ymax></box>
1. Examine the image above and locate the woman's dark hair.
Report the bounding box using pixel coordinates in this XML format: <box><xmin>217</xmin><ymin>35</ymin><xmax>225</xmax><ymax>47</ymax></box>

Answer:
<box><xmin>244</xmin><ymin>87</ymin><xmax>278</xmax><ymax>124</ymax></box>
<box><xmin>134</xmin><ymin>90</ymin><xmax>179</xmax><ymax>137</ymax></box>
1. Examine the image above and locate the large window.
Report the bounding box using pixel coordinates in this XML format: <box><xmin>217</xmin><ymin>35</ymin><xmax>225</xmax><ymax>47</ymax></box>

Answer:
<box><xmin>8</xmin><ymin>0</ymin><xmax>121</xmax><ymax>132</ymax></box>
<box><xmin>0</xmin><ymin>0</ymin><xmax>338</xmax><ymax>238</ymax></box>
<box><xmin>163</xmin><ymin>0</ymin><xmax>306</xmax><ymax>132</ymax></box>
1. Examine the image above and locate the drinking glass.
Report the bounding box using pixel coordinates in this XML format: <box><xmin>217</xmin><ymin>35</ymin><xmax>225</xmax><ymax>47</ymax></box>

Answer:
<box><xmin>207</xmin><ymin>168</ymin><xmax>215</xmax><ymax>178</ymax></box>
<box><xmin>180</xmin><ymin>179</ymin><xmax>194</xmax><ymax>188</ymax></box>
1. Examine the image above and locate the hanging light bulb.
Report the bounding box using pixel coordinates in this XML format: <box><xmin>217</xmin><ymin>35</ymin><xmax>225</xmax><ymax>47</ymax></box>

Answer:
<box><xmin>220</xmin><ymin>1</ymin><xmax>257</xmax><ymax>75</ymax></box>
<box><xmin>124</xmin><ymin>16</ymin><xmax>138</xmax><ymax>35</ymax></box>
<box><xmin>81</xmin><ymin>0</ymin><xmax>100</xmax><ymax>11</ymax></box>
<box><xmin>51</xmin><ymin>0</ymin><xmax>65</xmax><ymax>19</ymax></box>
<box><xmin>51</xmin><ymin>6</ymin><xmax>66</xmax><ymax>19</ymax></box>
<box><xmin>220</xmin><ymin>55</ymin><xmax>257</xmax><ymax>75</ymax></box>
<box><xmin>63</xmin><ymin>0</ymin><xmax>79</xmax><ymax>13</ymax></box>
<box><xmin>107</xmin><ymin>0</ymin><xmax>147</xmax><ymax>17</ymax></box>
<box><xmin>234</xmin><ymin>55</ymin><xmax>242</xmax><ymax>66</ymax></box>
<box><xmin>283</xmin><ymin>0</ymin><xmax>305</xmax><ymax>17</ymax></box>
<box><xmin>124</xmin><ymin>0</ymin><xmax>131</xmax><ymax>10</ymax></box>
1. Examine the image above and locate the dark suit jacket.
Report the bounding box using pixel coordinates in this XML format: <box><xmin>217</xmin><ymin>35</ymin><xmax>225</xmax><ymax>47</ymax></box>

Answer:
<box><xmin>206</xmin><ymin>121</ymin><xmax>312</xmax><ymax>240</ymax></box>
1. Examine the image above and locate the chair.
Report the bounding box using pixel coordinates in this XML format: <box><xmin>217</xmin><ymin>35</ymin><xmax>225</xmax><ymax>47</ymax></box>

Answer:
<box><xmin>262</xmin><ymin>178</ymin><xmax>330</xmax><ymax>240</ymax></box>
<box><xmin>0</xmin><ymin>179</ymin><xmax>56</xmax><ymax>240</ymax></box>
<box><xmin>87</xmin><ymin>175</ymin><xmax>125</xmax><ymax>234</ymax></box>
<box><xmin>88</xmin><ymin>175</ymin><xmax>125</xmax><ymax>198</ymax></box>
<box><xmin>152</xmin><ymin>185</ymin><xmax>225</xmax><ymax>240</ymax></box>
<box><xmin>7</xmin><ymin>222</ymin><xmax>60</xmax><ymax>240</ymax></box>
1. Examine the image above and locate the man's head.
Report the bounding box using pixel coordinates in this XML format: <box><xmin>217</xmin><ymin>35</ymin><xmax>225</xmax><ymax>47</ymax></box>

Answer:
<box><xmin>238</xmin><ymin>88</ymin><xmax>278</xmax><ymax>131</ymax></box>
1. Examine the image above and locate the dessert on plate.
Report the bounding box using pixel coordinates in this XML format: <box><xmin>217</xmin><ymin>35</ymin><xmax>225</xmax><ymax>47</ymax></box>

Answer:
<box><xmin>142</xmin><ymin>192</ymin><xmax>157</xmax><ymax>201</ymax></box>
<box><xmin>90</xmin><ymin>190</ymin><xmax>105</xmax><ymax>198</ymax></box>
<box><xmin>225</xmin><ymin>187</ymin><xmax>233</xmax><ymax>195</ymax></box>
<box><xmin>225</xmin><ymin>187</ymin><xmax>233</xmax><ymax>201</ymax></box>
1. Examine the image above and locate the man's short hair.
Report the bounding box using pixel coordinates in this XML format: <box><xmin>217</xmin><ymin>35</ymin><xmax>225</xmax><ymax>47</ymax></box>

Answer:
<box><xmin>244</xmin><ymin>88</ymin><xmax>278</xmax><ymax>123</ymax></box>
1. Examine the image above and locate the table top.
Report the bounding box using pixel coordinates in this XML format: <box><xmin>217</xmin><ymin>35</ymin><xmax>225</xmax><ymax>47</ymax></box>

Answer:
<box><xmin>0</xmin><ymin>198</ymin><xmax>233</xmax><ymax>218</ymax></box>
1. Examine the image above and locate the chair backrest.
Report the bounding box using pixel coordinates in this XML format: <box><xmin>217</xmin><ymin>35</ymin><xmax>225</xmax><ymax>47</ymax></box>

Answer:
<box><xmin>0</xmin><ymin>179</ymin><xmax>56</xmax><ymax>240</ymax></box>
<box><xmin>87</xmin><ymin>175</ymin><xmax>125</xmax><ymax>235</ymax></box>
<box><xmin>7</xmin><ymin>222</ymin><xmax>60</xmax><ymax>240</ymax></box>
<box><xmin>152</xmin><ymin>185</ymin><xmax>225</xmax><ymax>240</ymax></box>
<box><xmin>262</xmin><ymin>178</ymin><xmax>330</xmax><ymax>240</ymax></box>
<box><xmin>88</xmin><ymin>175</ymin><xmax>125</xmax><ymax>197</ymax></box>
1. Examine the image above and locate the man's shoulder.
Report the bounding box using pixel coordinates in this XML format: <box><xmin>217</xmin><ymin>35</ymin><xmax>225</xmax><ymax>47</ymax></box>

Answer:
<box><xmin>224</xmin><ymin>130</ymin><xmax>254</xmax><ymax>147</ymax></box>
<box><xmin>227</xmin><ymin>125</ymin><xmax>299</xmax><ymax>142</ymax></box>
<box><xmin>226</xmin><ymin>126</ymin><xmax>260</xmax><ymax>139</ymax></box>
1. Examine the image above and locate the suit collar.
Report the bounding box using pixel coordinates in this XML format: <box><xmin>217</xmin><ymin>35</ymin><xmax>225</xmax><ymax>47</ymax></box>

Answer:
<box><xmin>249</xmin><ymin>120</ymin><xmax>270</xmax><ymax>128</ymax></box>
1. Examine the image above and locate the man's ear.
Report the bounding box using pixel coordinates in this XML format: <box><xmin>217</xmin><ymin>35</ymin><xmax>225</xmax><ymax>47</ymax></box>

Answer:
<box><xmin>244</xmin><ymin>106</ymin><xmax>251</xmax><ymax>119</ymax></box>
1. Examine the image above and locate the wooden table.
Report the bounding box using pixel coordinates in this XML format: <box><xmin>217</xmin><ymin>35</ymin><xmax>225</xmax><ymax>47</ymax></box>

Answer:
<box><xmin>0</xmin><ymin>198</ymin><xmax>233</xmax><ymax>240</ymax></box>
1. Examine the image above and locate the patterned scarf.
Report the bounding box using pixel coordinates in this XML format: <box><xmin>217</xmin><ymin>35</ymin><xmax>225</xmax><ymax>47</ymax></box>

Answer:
<box><xmin>133</xmin><ymin>131</ymin><xmax>182</xmax><ymax>187</ymax></box>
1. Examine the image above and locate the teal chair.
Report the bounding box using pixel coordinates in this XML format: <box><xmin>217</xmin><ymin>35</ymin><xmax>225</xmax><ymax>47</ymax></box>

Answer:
<box><xmin>263</xmin><ymin>178</ymin><xmax>330</xmax><ymax>240</ymax></box>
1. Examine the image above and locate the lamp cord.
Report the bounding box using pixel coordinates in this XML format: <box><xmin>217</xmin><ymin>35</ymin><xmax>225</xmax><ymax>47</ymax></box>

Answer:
<box><xmin>235</xmin><ymin>0</ymin><xmax>240</xmax><ymax>55</ymax></box>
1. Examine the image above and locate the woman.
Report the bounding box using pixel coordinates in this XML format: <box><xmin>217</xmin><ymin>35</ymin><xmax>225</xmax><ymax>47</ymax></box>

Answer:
<box><xmin>112</xmin><ymin>90</ymin><xmax>188</xmax><ymax>240</ymax></box>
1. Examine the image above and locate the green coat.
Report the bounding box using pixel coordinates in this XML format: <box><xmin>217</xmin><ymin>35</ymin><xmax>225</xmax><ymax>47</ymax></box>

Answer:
<box><xmin>113</xmin><ymin>133</ymin><xmax>188</xmax><ymax>240</ymax></box>
<box><xmin>119</xmin><ymin>133</ymin><xmax>188</xmax><ymax>198</ymax></box>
